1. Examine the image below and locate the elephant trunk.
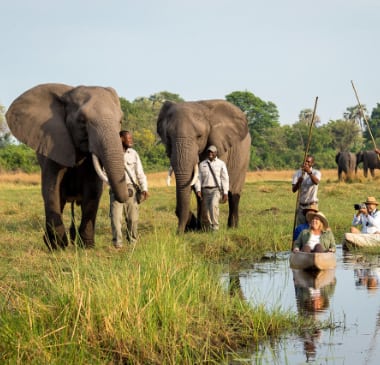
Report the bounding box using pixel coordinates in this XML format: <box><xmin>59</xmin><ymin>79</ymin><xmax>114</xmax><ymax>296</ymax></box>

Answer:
<box><xmin>89</xmin><ymin>126</ymin><xmax>128</xmax><ymax>203</ymax></box>
<box><xmin>174</xmin><ymin>172</ymin><xmax>195</xmax><ymax>233</ymax></box>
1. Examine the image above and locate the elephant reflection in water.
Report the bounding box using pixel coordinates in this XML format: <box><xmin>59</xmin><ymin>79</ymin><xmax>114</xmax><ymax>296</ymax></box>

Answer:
<box><xmin>292</xmin><ymin>269</ymin><xmax>337</xmax><ymax>362</ymax></box>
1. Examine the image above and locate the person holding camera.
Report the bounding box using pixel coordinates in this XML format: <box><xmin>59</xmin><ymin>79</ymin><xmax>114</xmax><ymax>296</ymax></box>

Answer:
<box><xmin>109</xmin><ymin>130</ymin><xmax>148</xmax><ymax>248</ymax></box>
<box><xmin>350</xmin><ymin>196</ymin><xmax>380</xmax><ymax>234</ymax></box>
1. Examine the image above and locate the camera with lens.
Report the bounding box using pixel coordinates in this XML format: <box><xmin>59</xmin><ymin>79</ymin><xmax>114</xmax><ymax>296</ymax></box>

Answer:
<box><xmin>354</xmin><ymin>203</ymin><xmax>366</xmax><ymax>210</ymax></box>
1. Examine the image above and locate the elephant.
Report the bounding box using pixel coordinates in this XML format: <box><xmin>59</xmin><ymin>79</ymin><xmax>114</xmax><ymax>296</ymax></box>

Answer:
<box><xmin>356</xmin><ymin>150</ymin><xmax>380</xmax><ymax>178</ymax></box>
<box><xmin>157</xmin><ymin>99</ymin><xmax>251</xmax><ymax>233</ymax></box>
<box><xmin>335</xmin><ymin>151</ymin><xmax>357</xmax><ymax>181</ymax></box>
<box><xmin>6</xmin><ymin>83</ymin><xmax>128</xmax><ymax>250</ymax></box>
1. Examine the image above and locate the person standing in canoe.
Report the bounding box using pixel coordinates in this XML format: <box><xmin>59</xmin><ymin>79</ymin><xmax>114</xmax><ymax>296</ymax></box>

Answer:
<box><xmin>350</xmin><ymin>196</ymin><xmax>380</xmax><ymax>234</ymax></box>
<box><xmin>293</xmin><ymin>211</ymin><xmax>336</xmax><ymax>253</ymax></box>
<box><xmin>292</xmin><ymin>155</ymin><xmax>321</xmax><ymax>226</ymax></box>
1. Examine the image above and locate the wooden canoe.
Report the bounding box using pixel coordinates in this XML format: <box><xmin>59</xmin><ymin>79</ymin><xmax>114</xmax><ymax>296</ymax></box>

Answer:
<box><xmin>289</xmin><ymin>251</ymin><xmax>336</xmax><ymax>271</ymax></box>
<box><xmin>343</xmin><ymin>233</ymin><xmax>380</xmax><ymax>249</ymax></box>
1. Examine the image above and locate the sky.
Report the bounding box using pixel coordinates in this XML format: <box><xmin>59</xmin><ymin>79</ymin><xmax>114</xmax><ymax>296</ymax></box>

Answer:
<box><xmin>1</xmin><ymin>0</ymin><xmax>379</xmax><ymax>125</ymax></box>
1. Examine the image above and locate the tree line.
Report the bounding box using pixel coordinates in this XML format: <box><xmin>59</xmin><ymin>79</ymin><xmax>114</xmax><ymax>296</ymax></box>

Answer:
<box><xmin>1</xmin><ymin>90</ymin><xmax>379</xmax><ymax>173</ymax></box>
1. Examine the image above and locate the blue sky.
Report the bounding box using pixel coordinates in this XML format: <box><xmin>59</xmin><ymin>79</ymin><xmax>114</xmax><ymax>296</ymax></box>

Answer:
<box><xmin>1</xmin><ymin>0</ymin><xmax>379</xmax><ymax>125</ymax></box>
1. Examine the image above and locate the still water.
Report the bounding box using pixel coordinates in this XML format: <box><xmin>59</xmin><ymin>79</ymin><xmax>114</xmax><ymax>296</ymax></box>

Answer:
<box><xmin>224</xmin><ymin>246</ymin><xmax>380</xmax><ymax>364</ymax></box>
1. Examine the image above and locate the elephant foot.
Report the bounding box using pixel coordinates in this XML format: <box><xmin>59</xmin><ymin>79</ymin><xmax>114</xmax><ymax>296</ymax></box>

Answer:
<box><xmin>228</xmin><ymin>215</ymin><xmax>239</xmax><ymax>228</ymax></box>
<box><xmin>77</xmin><ymin>238</ymin><xmax>95</xmax><ymax>249</ymax></box>
<box><xmin>43</xmin><ymin>232</ymin><xmax>68</xmax><ymax>251</ymax></box>
<box><xmin>184</xmin><ymin>211</ymin><xmax>200</xmax><ymax>232</ymax></box>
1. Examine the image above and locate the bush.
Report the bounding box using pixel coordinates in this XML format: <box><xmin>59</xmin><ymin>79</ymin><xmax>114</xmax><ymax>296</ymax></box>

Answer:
<box><xmin>0</xmin><ymin>144</ymin><xmax>38</xmax><ymax>172</ymax></box>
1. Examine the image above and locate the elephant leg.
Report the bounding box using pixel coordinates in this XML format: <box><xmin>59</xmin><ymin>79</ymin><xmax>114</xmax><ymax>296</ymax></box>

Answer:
<box><xmin>227</xmin><ymin>192</ymin><xmax>240</xmax><ymax>228</ymax></box>
<box><xmin>39</xmin><ymin>157</ymin><xmax>69</xmax><ymax>250</ymax></box>
<box><xmin>371</xmin><ymin>169</ymin><xmax>375</xmax><ymax>178</ymax></box>
<box><xmin>78</xmin><ymin>183</ymin><xmax>102</xmax><ymax>248</ymax></box>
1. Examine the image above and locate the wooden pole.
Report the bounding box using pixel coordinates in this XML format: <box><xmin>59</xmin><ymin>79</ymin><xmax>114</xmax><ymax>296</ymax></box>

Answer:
<box><xmin>292</xmin><ymin>96</ymin><xmax>319</xmax><ymax>247</ymax></box>
<box><xmin>351</xmin><ymin>80</ymin><xmax>377</xmax><ymax>149</ymax></box>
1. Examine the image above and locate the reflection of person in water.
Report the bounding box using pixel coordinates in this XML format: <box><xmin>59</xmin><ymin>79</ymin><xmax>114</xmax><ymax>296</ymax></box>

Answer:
<box><xmin>293</xmin><ymin>269</ymin><xmax>336</xmax><ymax>362</ymax></box>
<box><xmin>355</xmin><ymin>267</ymin><xmax>380</xmax><ymax>291</ymax></box>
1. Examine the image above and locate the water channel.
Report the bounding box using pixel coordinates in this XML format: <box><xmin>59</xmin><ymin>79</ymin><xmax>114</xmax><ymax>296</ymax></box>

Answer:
<box><xmin>223</xmin><ymin>246</ymin><xmax>380</xmax><ymax>364</ymax></box>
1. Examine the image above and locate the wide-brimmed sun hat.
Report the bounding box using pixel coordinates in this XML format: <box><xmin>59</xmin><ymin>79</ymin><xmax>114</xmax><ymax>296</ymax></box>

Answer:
<box><xmin>363</xmin><ymin>196</ymin><xmax>379</xmax><ymax>205</ymax></box>
<box><xmin>306</xmin><ymin>211</ymin><xmax>329</xmax><ymax>229</ymax></box>
<box><xmin>303</xmin><ymin>203</ymin><xmax>319</xmax><ymax>212</ymax></box>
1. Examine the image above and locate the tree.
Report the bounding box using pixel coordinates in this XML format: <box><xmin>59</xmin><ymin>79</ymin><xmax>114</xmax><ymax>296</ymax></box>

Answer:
<box><xmin>327</xmin><ymin>119</ymin><xmax>362</xmax><ymax>153</ymax></box>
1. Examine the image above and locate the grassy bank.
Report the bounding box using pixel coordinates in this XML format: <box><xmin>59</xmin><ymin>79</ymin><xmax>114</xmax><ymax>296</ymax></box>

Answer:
<box><xmin>1</xmin><ymin>169</ymin><xmax>379</xmax><ymax>363</ymax></box>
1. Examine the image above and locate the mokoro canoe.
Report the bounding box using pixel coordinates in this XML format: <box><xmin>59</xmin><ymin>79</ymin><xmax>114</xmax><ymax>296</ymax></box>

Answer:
<box><xmin>292</xmin><ymin>268</ymin><xmax>336</xmax><ymax>289</ymax></box>
<box><xmin>343</xmin><ymin>233</ymin><xmax>380</xmax><ymax>249</ymax></box>
<box><xmin>289</xmin><ymin>251</ymin><xmax>336</xmax><ymax>271</ymax></box>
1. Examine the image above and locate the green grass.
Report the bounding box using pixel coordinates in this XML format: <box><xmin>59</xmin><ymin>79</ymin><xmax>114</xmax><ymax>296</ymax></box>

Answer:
<box><xmin>1</xmin><ymin>175</ymin><xmax>380</xmax><ymax>364</ymax></box>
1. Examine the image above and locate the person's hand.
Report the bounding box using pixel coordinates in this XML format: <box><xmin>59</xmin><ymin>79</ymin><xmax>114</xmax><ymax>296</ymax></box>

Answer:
<box><xmin>293</xmin><ymin>247</ymin><xmax>300</xmax><ymax>252</ymax></box>
<box><xmin>196</xmin><ymin>191</ymin><xmax>202</xmax><ymax>200</ymax></box>
<box><xmin>375</xmin><ymin>148</ymin><xmax>380</xmax><ymax>155</ymax></box>
<box><xmin>359</xmin><ymin>206</ymin><xmax>368</xmax><ymax>215</ymax></box>
<box><xmin>221</xmin><ymin>194</ymin><xmax>228</xmax><ymax>204</ymax></box>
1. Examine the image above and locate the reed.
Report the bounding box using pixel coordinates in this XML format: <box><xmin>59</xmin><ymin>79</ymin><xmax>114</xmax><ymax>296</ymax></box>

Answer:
<box><xmin>1</xmin><ymin>169</ymin><xmax>380</xmax><ymax>363</ymax></box>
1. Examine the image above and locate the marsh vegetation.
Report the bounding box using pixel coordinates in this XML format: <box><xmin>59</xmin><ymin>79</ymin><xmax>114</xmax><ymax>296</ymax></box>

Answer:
<box><xmin>1</xmin><ymin>169</ymin><xmax>380</xmax><ymax>364</ymax></box>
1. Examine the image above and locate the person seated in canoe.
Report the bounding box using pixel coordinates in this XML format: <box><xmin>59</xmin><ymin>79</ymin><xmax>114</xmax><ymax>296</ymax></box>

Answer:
<box><xmin>293</xmin><ymin>211</ymin><xmax>336</xmax><ymax>253</ymax></box>
<box><xmin>293</xmin><ymin>203</ymin><xmax>319</xmax><ymax>242</ymax></box>
<box><xmin>350</xmin><ymin>196</ymin><xmax>380</xmax><ymax>234</ymax></box>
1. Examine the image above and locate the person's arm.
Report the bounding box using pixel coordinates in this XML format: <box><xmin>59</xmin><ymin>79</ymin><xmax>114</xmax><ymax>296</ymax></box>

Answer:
<box><xmin>292</xmin><ymin>170</ymin><xmax>303</xmax><ymax>193</ymax></box>
<box><xmin>367</xmin><ymin>211</ymin><xmax>380</xmax><ymax>232</ymax></box>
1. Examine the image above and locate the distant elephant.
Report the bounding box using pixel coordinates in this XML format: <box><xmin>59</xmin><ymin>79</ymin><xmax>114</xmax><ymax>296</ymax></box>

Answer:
<box><xmin>335</xmin><ymin>151</ymin><xmax>356</xmax><ymax>181</ymax></box>
<box><xmin>356</xmin><ymin>150</ymin><xmax>380</xmax><ymax>178</ymax></box>
<box><xmin>157</xmin><ymin>100</ymin><xmax>251</xmax><ymax>233</ymax></box>
<box><xmin>6</xmin><ymin>83</ymin><xmax>128</xmax><ymax>250</ymax></box>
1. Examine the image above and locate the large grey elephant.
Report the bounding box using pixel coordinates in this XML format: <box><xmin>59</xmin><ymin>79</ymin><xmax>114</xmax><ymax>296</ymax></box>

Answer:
<box><xmin>356</xmin><ymin>150</ymin><xmax>380</xmax><ymax>178</ymax></box>
<box><xmin>335</xmin><ymin>151</ymin><xmax>356</xmax><ymax>181</ymax></box>
<box><xmin>6</xmin><ymin>83</ymin><xmax>128</xmax><ymax>250</ymax></box>
<box><xmin>157</xmin><ymin>99</ymin><xmax>251</xmax><ymax>233</ymax></box>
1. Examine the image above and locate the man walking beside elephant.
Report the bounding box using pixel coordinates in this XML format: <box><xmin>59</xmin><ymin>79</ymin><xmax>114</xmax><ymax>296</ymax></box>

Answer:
<box><xmin>292</xmin><ymin>155</ymin><xmax>321</xmax><ymax>226</ymax></box>
<box><xmin>109</xmin><ymin>131</ymin><xmax>148</xmax><ymax>248</ymax></box>
<box><xmin>194</xmin><ymin>145</ymin><xmax>229</xmax><ymax>231</ymax></box>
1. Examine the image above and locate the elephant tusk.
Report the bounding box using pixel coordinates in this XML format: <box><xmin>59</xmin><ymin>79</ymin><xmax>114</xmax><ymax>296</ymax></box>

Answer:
<box><xmin>92</xmin><ymin>154</ymin><xmax>109</xmax><ymax>184</ymax></box>
<box><xmin>190</xmin><ymin>163</ymin><xmax>199</xmax><ymax>186</ymax></box>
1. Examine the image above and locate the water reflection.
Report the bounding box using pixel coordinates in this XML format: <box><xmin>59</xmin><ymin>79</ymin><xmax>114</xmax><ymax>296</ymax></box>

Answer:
<box><xmin>292</xmin><ymin>269</ymin><xmax>336</xmax><ymax>362</ymax></box>
<box><xmin>226</xmin><ymin>248</ymin><xmax>380</xmax><ymax>364</ymax></box>
<box><xmin>293</xmin><ymin>269</ymin><xmax>336</xmax><ymax>316</ymax></box>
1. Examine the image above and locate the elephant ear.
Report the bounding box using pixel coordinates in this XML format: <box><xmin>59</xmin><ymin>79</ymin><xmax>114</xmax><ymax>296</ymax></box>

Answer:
<box><xmin>157</xmin><ymin>101</ymin><xmax>175</xmax><ymax>155</ymax></box>
<box><xmin>6</xmin><ymin>83</ymin><xmax>76</xmax><ymax>167</ymax></box>
<box><xmin>198</xmin><ymin>100</ymin><xmax>249</xmax><ymax>154</ymax></box>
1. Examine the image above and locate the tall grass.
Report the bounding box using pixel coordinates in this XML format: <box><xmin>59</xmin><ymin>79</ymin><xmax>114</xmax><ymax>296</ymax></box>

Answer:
<box><xmin>1</xmin><ymin>169</ymin><xmax>379</xmax><ymax>363</ymax></box>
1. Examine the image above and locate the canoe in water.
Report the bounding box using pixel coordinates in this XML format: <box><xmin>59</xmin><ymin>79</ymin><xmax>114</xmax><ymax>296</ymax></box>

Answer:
<box><xmin>289</xmin><ymin>251</ymin><xmax>336</xmax><ymax>271</ymax></box>
<box><xmin>343</xmin><ymin>233</ymin><xmax>380</xmax><ymax>249</ymax></box>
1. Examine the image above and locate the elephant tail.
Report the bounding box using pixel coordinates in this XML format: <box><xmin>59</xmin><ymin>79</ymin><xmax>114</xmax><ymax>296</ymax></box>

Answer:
<box><xmin>69</xmin><ymin>202</ymin><xmax>76</xmax><ymax>243</ymax></box>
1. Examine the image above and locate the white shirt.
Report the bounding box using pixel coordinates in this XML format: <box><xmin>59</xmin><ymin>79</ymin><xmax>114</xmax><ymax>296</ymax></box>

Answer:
<box><xmin>352</xmin><ymin>209</ymin><xmax>380</xmax><ymax>233</ymax></box>
<box><xmin>194</xmin><ymin>157</ymin><xmax>229</xmax><ymax>194</ymax></box>
<box><xmin>124</xmin><ymin>148</ymin><xmax>148</xmax><ymax>191</ymax></box>
<box><xmin>292</xmin><ymin>168</ymin><xmax>321</xmax><ymax>205</ymax></box>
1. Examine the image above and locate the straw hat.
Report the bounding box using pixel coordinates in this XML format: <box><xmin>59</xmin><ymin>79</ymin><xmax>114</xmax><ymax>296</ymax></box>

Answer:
<box><xmin>306</xmin><ymin>211</ymin><xmax>329</xmax><ymax>229</ymax></box>
<box><xmin>303</xmin><ymin>203</ymin><xmax>319</xmax><ymax>212</ymax></box>
<box><xmin>363</xmin><ymin>196</ymin><xmax>379</xmax><ymax>205</ymax></box>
